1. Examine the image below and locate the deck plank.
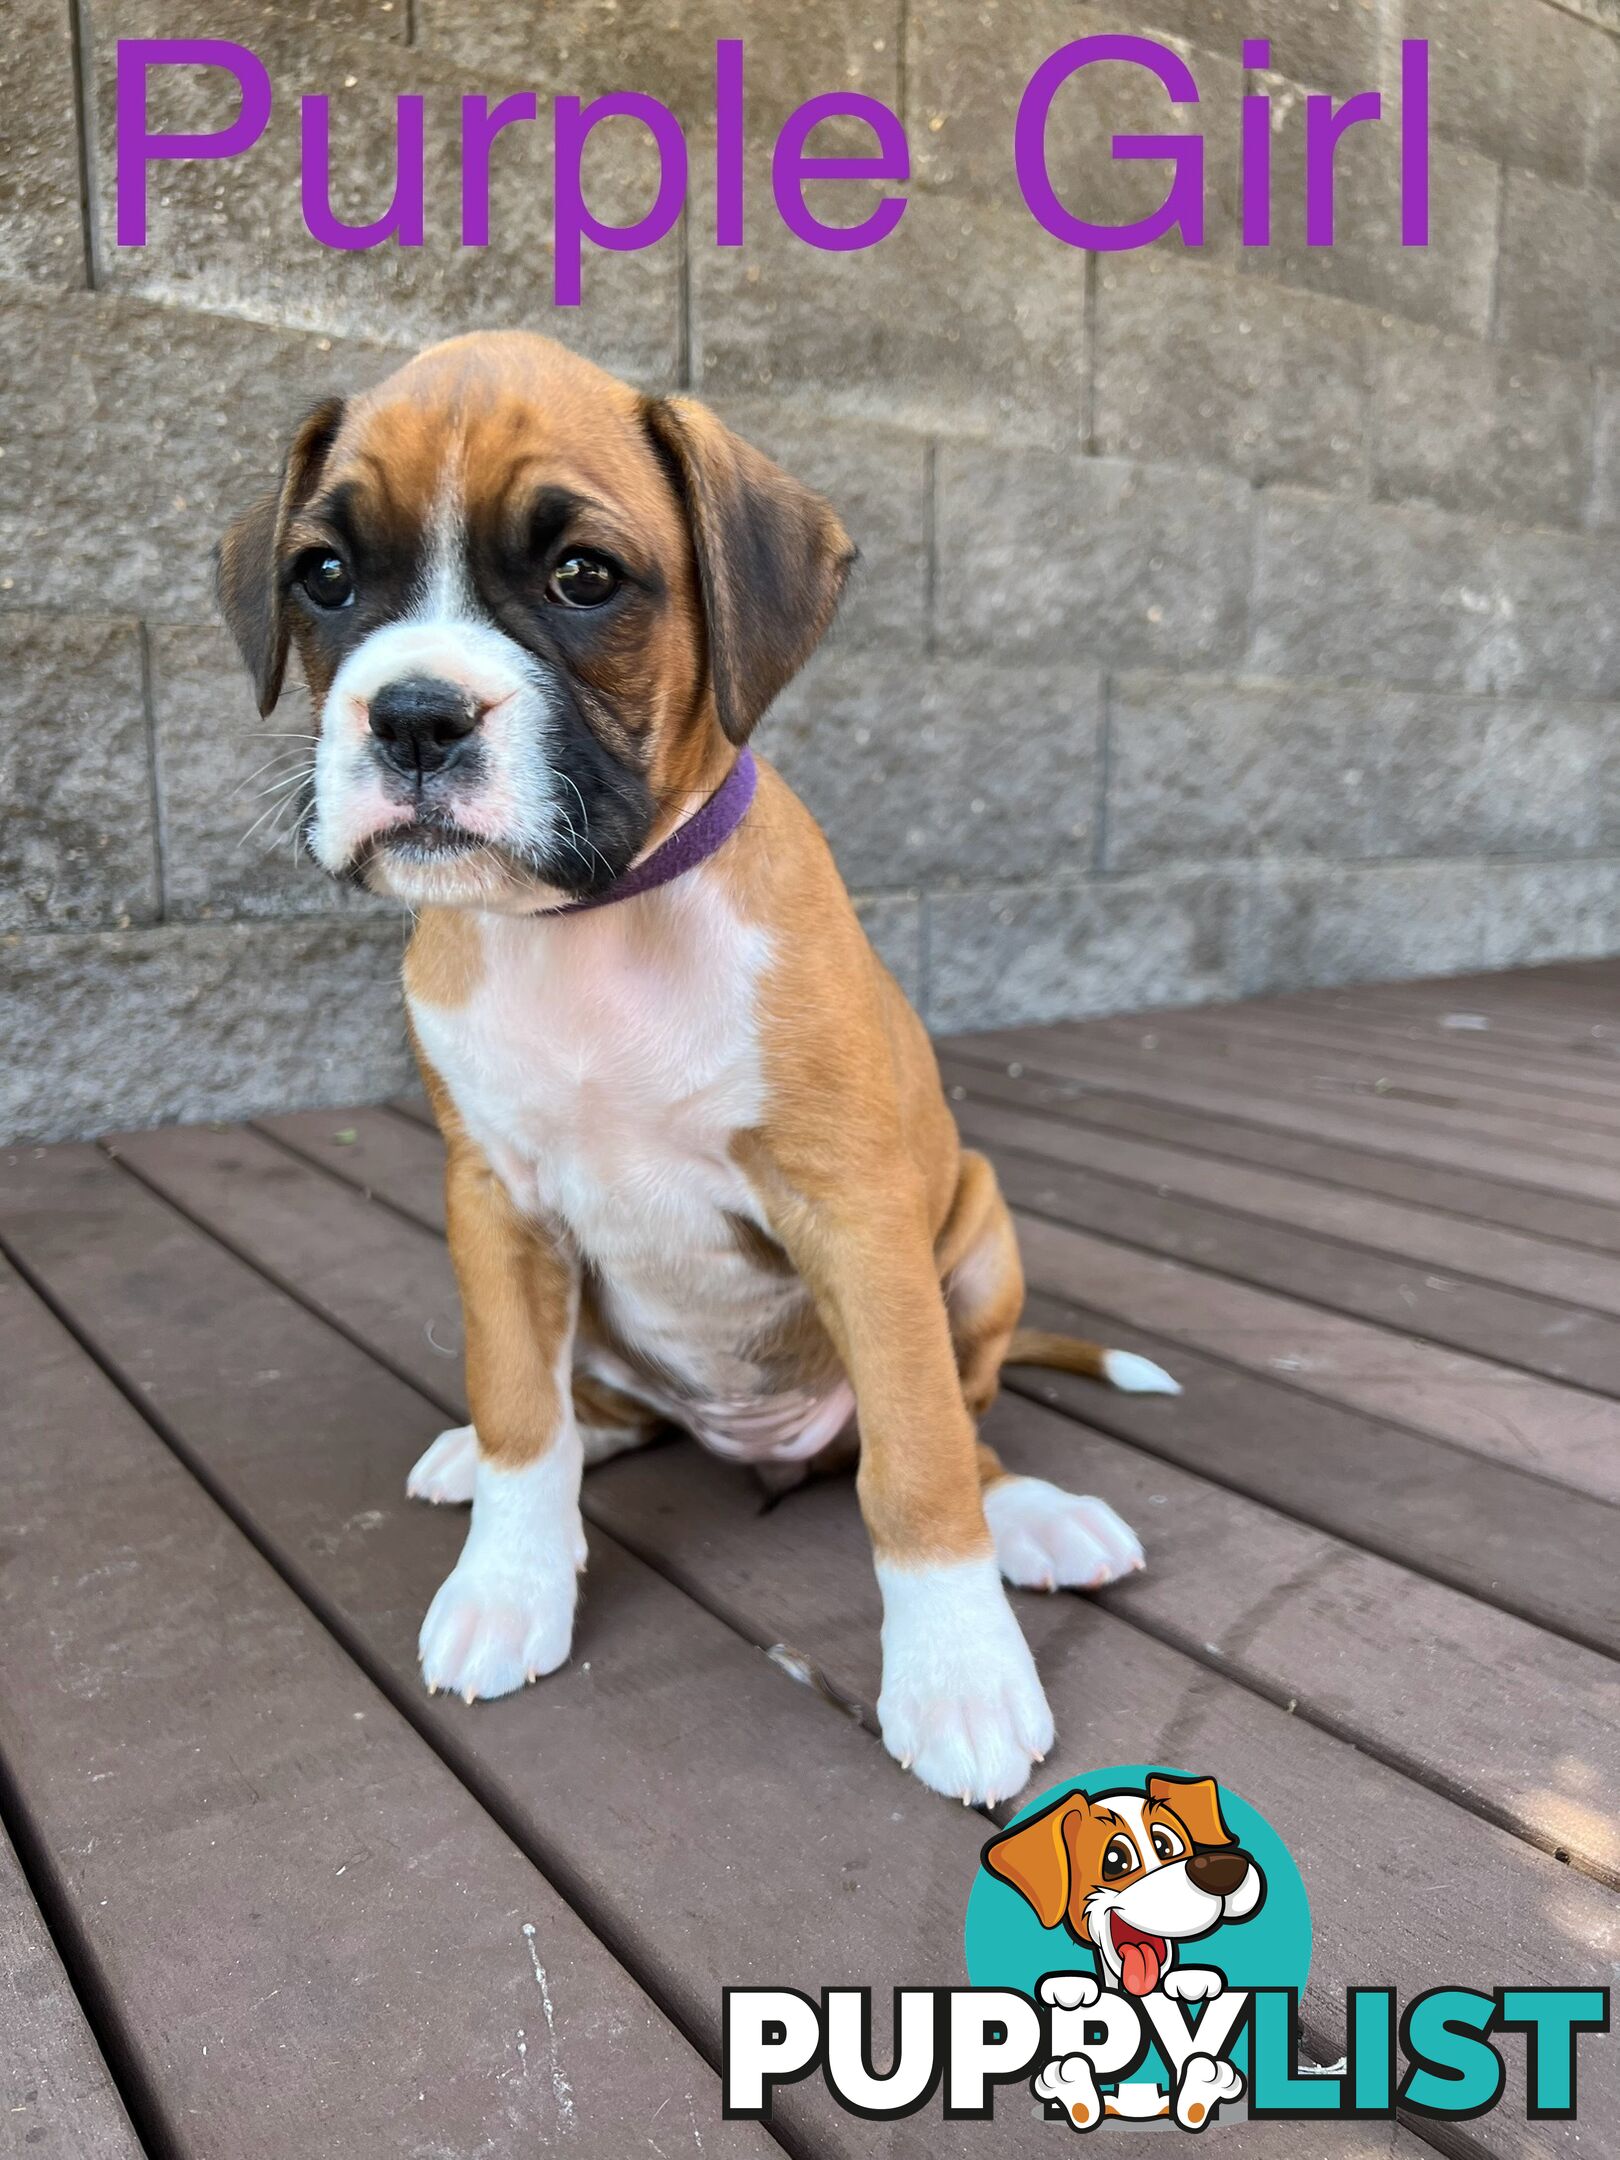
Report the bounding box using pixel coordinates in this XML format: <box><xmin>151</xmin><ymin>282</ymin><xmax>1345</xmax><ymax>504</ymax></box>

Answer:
<box><xmin>949</xmin><ymin>1024</ymin><xmax>1620</xmax><ymax>1184</ymax></box>
<box><xmin>1009</xmin><ymin>1207</ymin><xmax>1620</xmax><ymax>1502</ymax></box>
<box><xmin>1128</xmin><ymin>1002</ymin><xmax>1620</xmax><ymax>1106</ymax></box>
<box><xmin>0</xmin><ymin>1139</ymin><xmax>1211</xmax><ymax>2160</ymax></box>
<box><xmin>1283</xmin><ymin>958</ymin><xmax>1620</xmax><ymax>1020</ymax></box>
<box><xmin>99</xmin><ymin>1121</ymin><xmax>1620</xmax><ymax>1878</ymax></box>
<box><xmin>1007</xmin><ymin>1280</ymin><xmax>1620</xmax><ymax>1659</ymax></box>
<box><xmin>225</xmin><ymin>1110</ymin><xmax>1620</xmax><ymax>1648</ymax></box>
<box><xmin>0</xmin><ymin>1251</ymin><xmax>765</xmax><ymax>2160</ymax></box>
<box><xmin>0</xmin><ymin>1822</ymin><xmax>144</xmax><ymax>2160</ymax></box>
<box><xmin>986</xmin><ymin>1138</ymin><xmax>1620</xmax><ymax>1403</ymax></box>
<box><xmin>231</xmin><ymin>1114</ymin><xmax>1620</xmax><ymax>1632</ymax></box>
<box><xmin>260</xmin><ymin>1105</ymin><xmax>448</xmax><ymax>1231</ymax></box>
<box><xmin>937</xmin><ymin>1054</ymin><xmax>1620</xmax><ymax>1258</ymax></box>
<box><xmin>586</xmin><ymin>1442</ymin><xmax>1620</xmax><ymax>2155</ymax></box>
<box><xmin>942</xmin><ymin>1032</ymin><xmax>1620</xmax><ymax>1202</ymax></box>
<box><xmin>1225</xmin><ymin>967</ymin><xmax>1620</xmax><ymax>1057</ymax></box>
<box><xmin>3</xmin><ymin>960</ymin><xmax>1611</xmax><ymax>2154</ymax></box>
<box><xmin>1035</xmin><ymin>1014</ymin><xmax>1620</xmax><ymax>1138</ymax></box>
<box><xmin>88</xmin><ymin>1123</ymin><xmax>1620</xmax><ymax>2151</ymax></box>
<box><xmin>976</xmin><ymin>1392</ymin><xmax>1620</xmax><ymax>1885</ymax></box>
<box><xmin>953</xmin><ymin>1093</ymin><xmax>1620</xmax><ymax>1314</ymax></box>
<box><xmin>299</xmin><ymin>1068</ymin><xmax>1620</xmax><ymax>1506</ymax></box>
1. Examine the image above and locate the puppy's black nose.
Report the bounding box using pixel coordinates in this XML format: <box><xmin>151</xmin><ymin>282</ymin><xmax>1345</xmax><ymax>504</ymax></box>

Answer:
<box><xmin>369</xmin><ymin>675</ymin><xmax>481</xmax><ymax>777</ymax></box>
<box><xmin>1187</xmin><ymin>1849</ymin><xmax>1250</xmax><ymax>1897</ymax></box>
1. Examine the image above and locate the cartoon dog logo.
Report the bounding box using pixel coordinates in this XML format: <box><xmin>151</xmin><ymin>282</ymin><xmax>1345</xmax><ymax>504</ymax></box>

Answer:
<box><xmin>983</xmin><ymin>1773</ymin><xmax>1266</xmax><ymax>2131</ymax></box>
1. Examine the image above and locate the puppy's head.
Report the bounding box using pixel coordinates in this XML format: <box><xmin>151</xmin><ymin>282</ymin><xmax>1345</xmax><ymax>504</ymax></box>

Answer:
<box><xmin>216</xmin><ymin>332</ymin><xmax>853</xmax><ymax>911</ymax></box>
<box><xmin>983</xmin><ymin>1775</ymin><xmax>1265</xmax><ymax>1997</ymax></box>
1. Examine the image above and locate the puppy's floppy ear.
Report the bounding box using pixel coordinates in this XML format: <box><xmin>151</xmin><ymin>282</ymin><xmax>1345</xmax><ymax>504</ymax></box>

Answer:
<box><xmin>644</xmin><ymin>394</ymin><xmax>855</xmax><ymax>744</ymax></box>
<box><xmin>1148</xmin><ymin>1773</ymin><xmax>1236</xmax><ymax>1850</ymax></box>
<box><xmin>215</xmin><ymin>396</ymin><xmax>346</xmax><ymax>716</ymax></box>
<box><xmin>982</xmin><ymin>1793</ymin><xmax>1095</xmax><ymax>1930</ymax></box>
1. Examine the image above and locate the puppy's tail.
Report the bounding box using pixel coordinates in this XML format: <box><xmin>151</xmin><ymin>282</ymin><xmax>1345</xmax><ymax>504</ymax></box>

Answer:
<box><xmin>1004</xmin><ymin>1328</ymin><xmax>1180</xmax><ymax>1397</ymax></box>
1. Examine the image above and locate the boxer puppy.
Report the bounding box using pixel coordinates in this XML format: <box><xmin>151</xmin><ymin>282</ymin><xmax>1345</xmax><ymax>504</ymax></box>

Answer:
<box><xmin>217</xmin><ymin>331</ymin><xmax>1175</xmax><ymax>1805</ymax></box>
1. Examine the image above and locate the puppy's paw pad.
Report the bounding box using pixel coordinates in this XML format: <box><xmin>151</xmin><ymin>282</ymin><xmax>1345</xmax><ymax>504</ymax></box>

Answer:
<box><xmin>418</xmin><ymin>1565</ymin><xmax>575</xmax><ymax>1701</ymax></box>
<box><xmin>407</xmin><ymin>1424</ymin><xmax>478</xmax><ymax>1506</ymax></box>
<box><xmin>1175</xmin><ymin>2054</ymin><xmax>1244</xmax><ymax>2131</ymax></box>
<box><xmin>986</xmin><ymin>1477</ymin><xmax>1144</xmax><ymax>1591</ymax></box>
<box><xmin>1162</xmin><ymin>1967</ymin><xmax>1224</xmax><ymax>2004</ymax></box>
<box><xmin>1035</xmin><ymin>2053</ymin><xmax>1103</xmax><ymax>2131</ymax></box>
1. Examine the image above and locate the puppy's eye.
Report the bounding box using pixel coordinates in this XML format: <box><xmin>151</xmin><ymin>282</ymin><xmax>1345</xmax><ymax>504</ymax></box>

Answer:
<box><xmin>1151</xmin><ymin>1828</ymin><xmax>1185</xmax><ymax>1862</ymax></box>
<box><xmin>297</xmin><ymin>551</ymin><xmax>354</xmax><ymax>610</ymax></box>
<box><xmin>1101</xmin><ymin>1837</ymin><xmax>1138</xmax><ymax>1881</ymax></box>
<box><xmin>547</xmin><ymin>550</ymin><xmax>620</xmax><ymax>609</ymax></box>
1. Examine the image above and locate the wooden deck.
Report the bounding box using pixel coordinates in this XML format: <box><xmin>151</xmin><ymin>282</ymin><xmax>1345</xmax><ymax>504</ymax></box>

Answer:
<box><xmin>1</xmin><ymin>959</ymin><xmax>1617</xmax><ymax>2158</ymax></box>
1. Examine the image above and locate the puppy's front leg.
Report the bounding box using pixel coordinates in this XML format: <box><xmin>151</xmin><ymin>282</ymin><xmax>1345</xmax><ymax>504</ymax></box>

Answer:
<box><xmin>418</xmin><ymin>1137</ymin><xmax>586</xmax><ymax>1702</ymax></box>
<box><xmin>775</xmin><ymin>1181</ymin><xmax>1053</xmax><ymax>1805</ymax></box>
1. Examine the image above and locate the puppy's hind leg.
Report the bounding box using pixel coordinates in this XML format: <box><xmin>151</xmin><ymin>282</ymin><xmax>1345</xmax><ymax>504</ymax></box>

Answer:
<box><xmin>407</xmin><ymin>1370</ymin><xmax>661</xmax><ymax>1509</ymax></box>
<box><xmin>572</xmin><ymin>1367</ymin><xmax>667</xmax><ymax>1467</ymax></box>
<box><xmin>942</xmin><ymin>1152</ymin><xmax>1144</xmax><ymax>1593</ymax></box>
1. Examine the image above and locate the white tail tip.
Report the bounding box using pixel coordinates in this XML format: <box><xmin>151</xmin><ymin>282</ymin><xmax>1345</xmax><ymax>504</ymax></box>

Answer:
<box><xmin>1102</xmin><ymin>1348</ymin><xmax>1181</xmax><ymax>1396</ymax></box>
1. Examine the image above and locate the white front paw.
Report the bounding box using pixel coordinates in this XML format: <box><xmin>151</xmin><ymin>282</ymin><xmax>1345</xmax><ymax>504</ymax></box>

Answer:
<box><xmin>985</xmin><ymin>1477</ymin><xmax>1144</xmax><ymax>1591</ymax></box>
<box><xmin>419</xmin><ymin>1560</ymin><xmax>577</xmax><ymax>1700</ymax></box>
<box><xmin>1175</xmin><ymin>2054</ymin><xmax>1244</xmax><ymax>2131</ymax></box>
<box><xmin>418</xmin><ymin>1445</ymin><xmax>585</xmax><ymax>1702</ymax></box>
<box><xmin>875</xmin><ymin>1556</ymin><xmax>1054</xmax><ymax>1806</ymax></box>
<box><xmin>407</xmin><ymin>1424</ymin><xmax>478</xmax><ymax>1505</ymax></box>
<box><xmin>1162</xmin><ymin>1967</ymin><xmax>1224</xmax><ymax>2004</ymax></box>
<box><xmin>1040</xmin><ymin>1974</ymin><xmax>1101</xmax><ymax>2012</ymax></box>
<box><xmin>1034</xmin><ymin>2053</ymin><xmax>1104</xmax><ymax>2132</ymax></box>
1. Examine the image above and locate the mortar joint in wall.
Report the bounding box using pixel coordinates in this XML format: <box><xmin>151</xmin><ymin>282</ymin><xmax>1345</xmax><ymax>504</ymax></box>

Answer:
<box><xmin>1092</xmin><ymin>672</ymin><xmax>1113</xmax><ymax>877</ymax></box>
<box><xmin>922</xmin><ymin>439</ymin><xmax>938</xmax><ymax>658</ymax></box>
<box><xmin>1081</xmin><ymin>251</ymin><xmax>1100</xmax><ymax>457</ymax></box>
<box><xmin>136</xmin><ymin>622</ymin><xmax>169</xmax><ymax>924</ymax></box>
<box><xmin>895</xmin><ymin>0</ymin><xmax>911</xmax><ymax>136</ymax></box>
<box><xmin>676</xmin><ymin>206</ymin><xmax>693</xmax><ymax>389</ymax></box>
<box><xmin>68</xmin><ymin>0</ymin><xmax>102</xmax><ymax>289</ymax></box>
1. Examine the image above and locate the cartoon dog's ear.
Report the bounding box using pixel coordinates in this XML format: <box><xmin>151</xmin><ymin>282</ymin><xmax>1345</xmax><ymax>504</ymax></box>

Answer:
<box><xmin>1148</xmin><ymin>1774</ymin><xmax>1236</xmax><ymax>1850</ymax></box>
<box><xmin>216</xmin><ymin>395</ymin><xmax>346</xmax><ymax>716</ymax></box>
<box><xmin>982</xmin><ymin>1795</ymin><xmax>1094</xmax><ymax>1930</ymax></box>
<box><xmin>643</xmin><ymin>394</ymin><xmax>855</xmax><ymax>745</ymax></box>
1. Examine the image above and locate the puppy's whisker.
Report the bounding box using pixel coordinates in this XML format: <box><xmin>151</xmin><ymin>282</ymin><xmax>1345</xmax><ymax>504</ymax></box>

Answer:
<box><xmin>231</xmin><ymin>750</ymin><xmax>312</xmax><ymax>796</ymax></box>
<box><xmin>250</xmin><ymin>764</ymin><xmax>317</xmax><ymax>800</ymax></box>
<box><xmin>237</xmin><ymin>780</ymin><xmax>314</xmax><ymax>853</ymax></box>
<box><xmin>556</xmin><ymin>777</ymin><xmax>616</xmax><ymax>882</ymax></box>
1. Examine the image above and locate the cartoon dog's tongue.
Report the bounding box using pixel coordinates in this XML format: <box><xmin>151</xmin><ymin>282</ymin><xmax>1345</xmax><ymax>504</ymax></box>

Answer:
<box><xmin>1110</xmin><ymin>1916</ymin><xmax>1167</xmax><ymax>1996</ymax></box>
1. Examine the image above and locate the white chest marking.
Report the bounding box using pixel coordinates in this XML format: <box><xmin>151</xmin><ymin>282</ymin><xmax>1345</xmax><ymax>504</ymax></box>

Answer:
<box><xmin>410</xmin><ymin>872</ymin><xmax>839</xmax><ymax>1447</ymax></box>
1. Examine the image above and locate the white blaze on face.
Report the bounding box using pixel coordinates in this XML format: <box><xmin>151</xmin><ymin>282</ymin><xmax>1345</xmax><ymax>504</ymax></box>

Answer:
<box><xmin>308</xmin><ymin>458</ymin><xmax>562</xmax><ymax>905</ymax></box>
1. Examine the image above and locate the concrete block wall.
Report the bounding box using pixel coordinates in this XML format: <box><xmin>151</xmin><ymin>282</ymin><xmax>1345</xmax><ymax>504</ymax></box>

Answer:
<box><xmin>2</xmin><ymin>0</ymin><xmax>1618</xmax><ymax>1139</ymax></box>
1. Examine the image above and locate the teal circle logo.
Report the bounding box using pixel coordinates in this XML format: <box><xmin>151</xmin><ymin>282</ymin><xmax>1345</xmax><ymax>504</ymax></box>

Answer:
<box><xmin>965</xmin><ymin>1765</ymin><xmax>1311</xmax><ymax>2129</ymax></box>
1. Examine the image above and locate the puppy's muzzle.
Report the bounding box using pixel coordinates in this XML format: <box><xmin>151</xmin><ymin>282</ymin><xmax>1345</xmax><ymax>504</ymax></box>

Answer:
<box><xmin>1186</xmin><ymin>1848</ymin><xmax>1252</xmax><ymax>1898</ymax></box>
<box><xmin>368</xmin><ymin>673</ymin><xmax>483</xmax><ymax>780</ymax></box>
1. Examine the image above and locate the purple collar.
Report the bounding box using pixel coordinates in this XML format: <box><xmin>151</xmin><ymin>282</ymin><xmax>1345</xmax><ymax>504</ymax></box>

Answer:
<box><xmin>537</xmin><ymin>749</ymin><xmax>758</xmax><ymax>917</ymax></box>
